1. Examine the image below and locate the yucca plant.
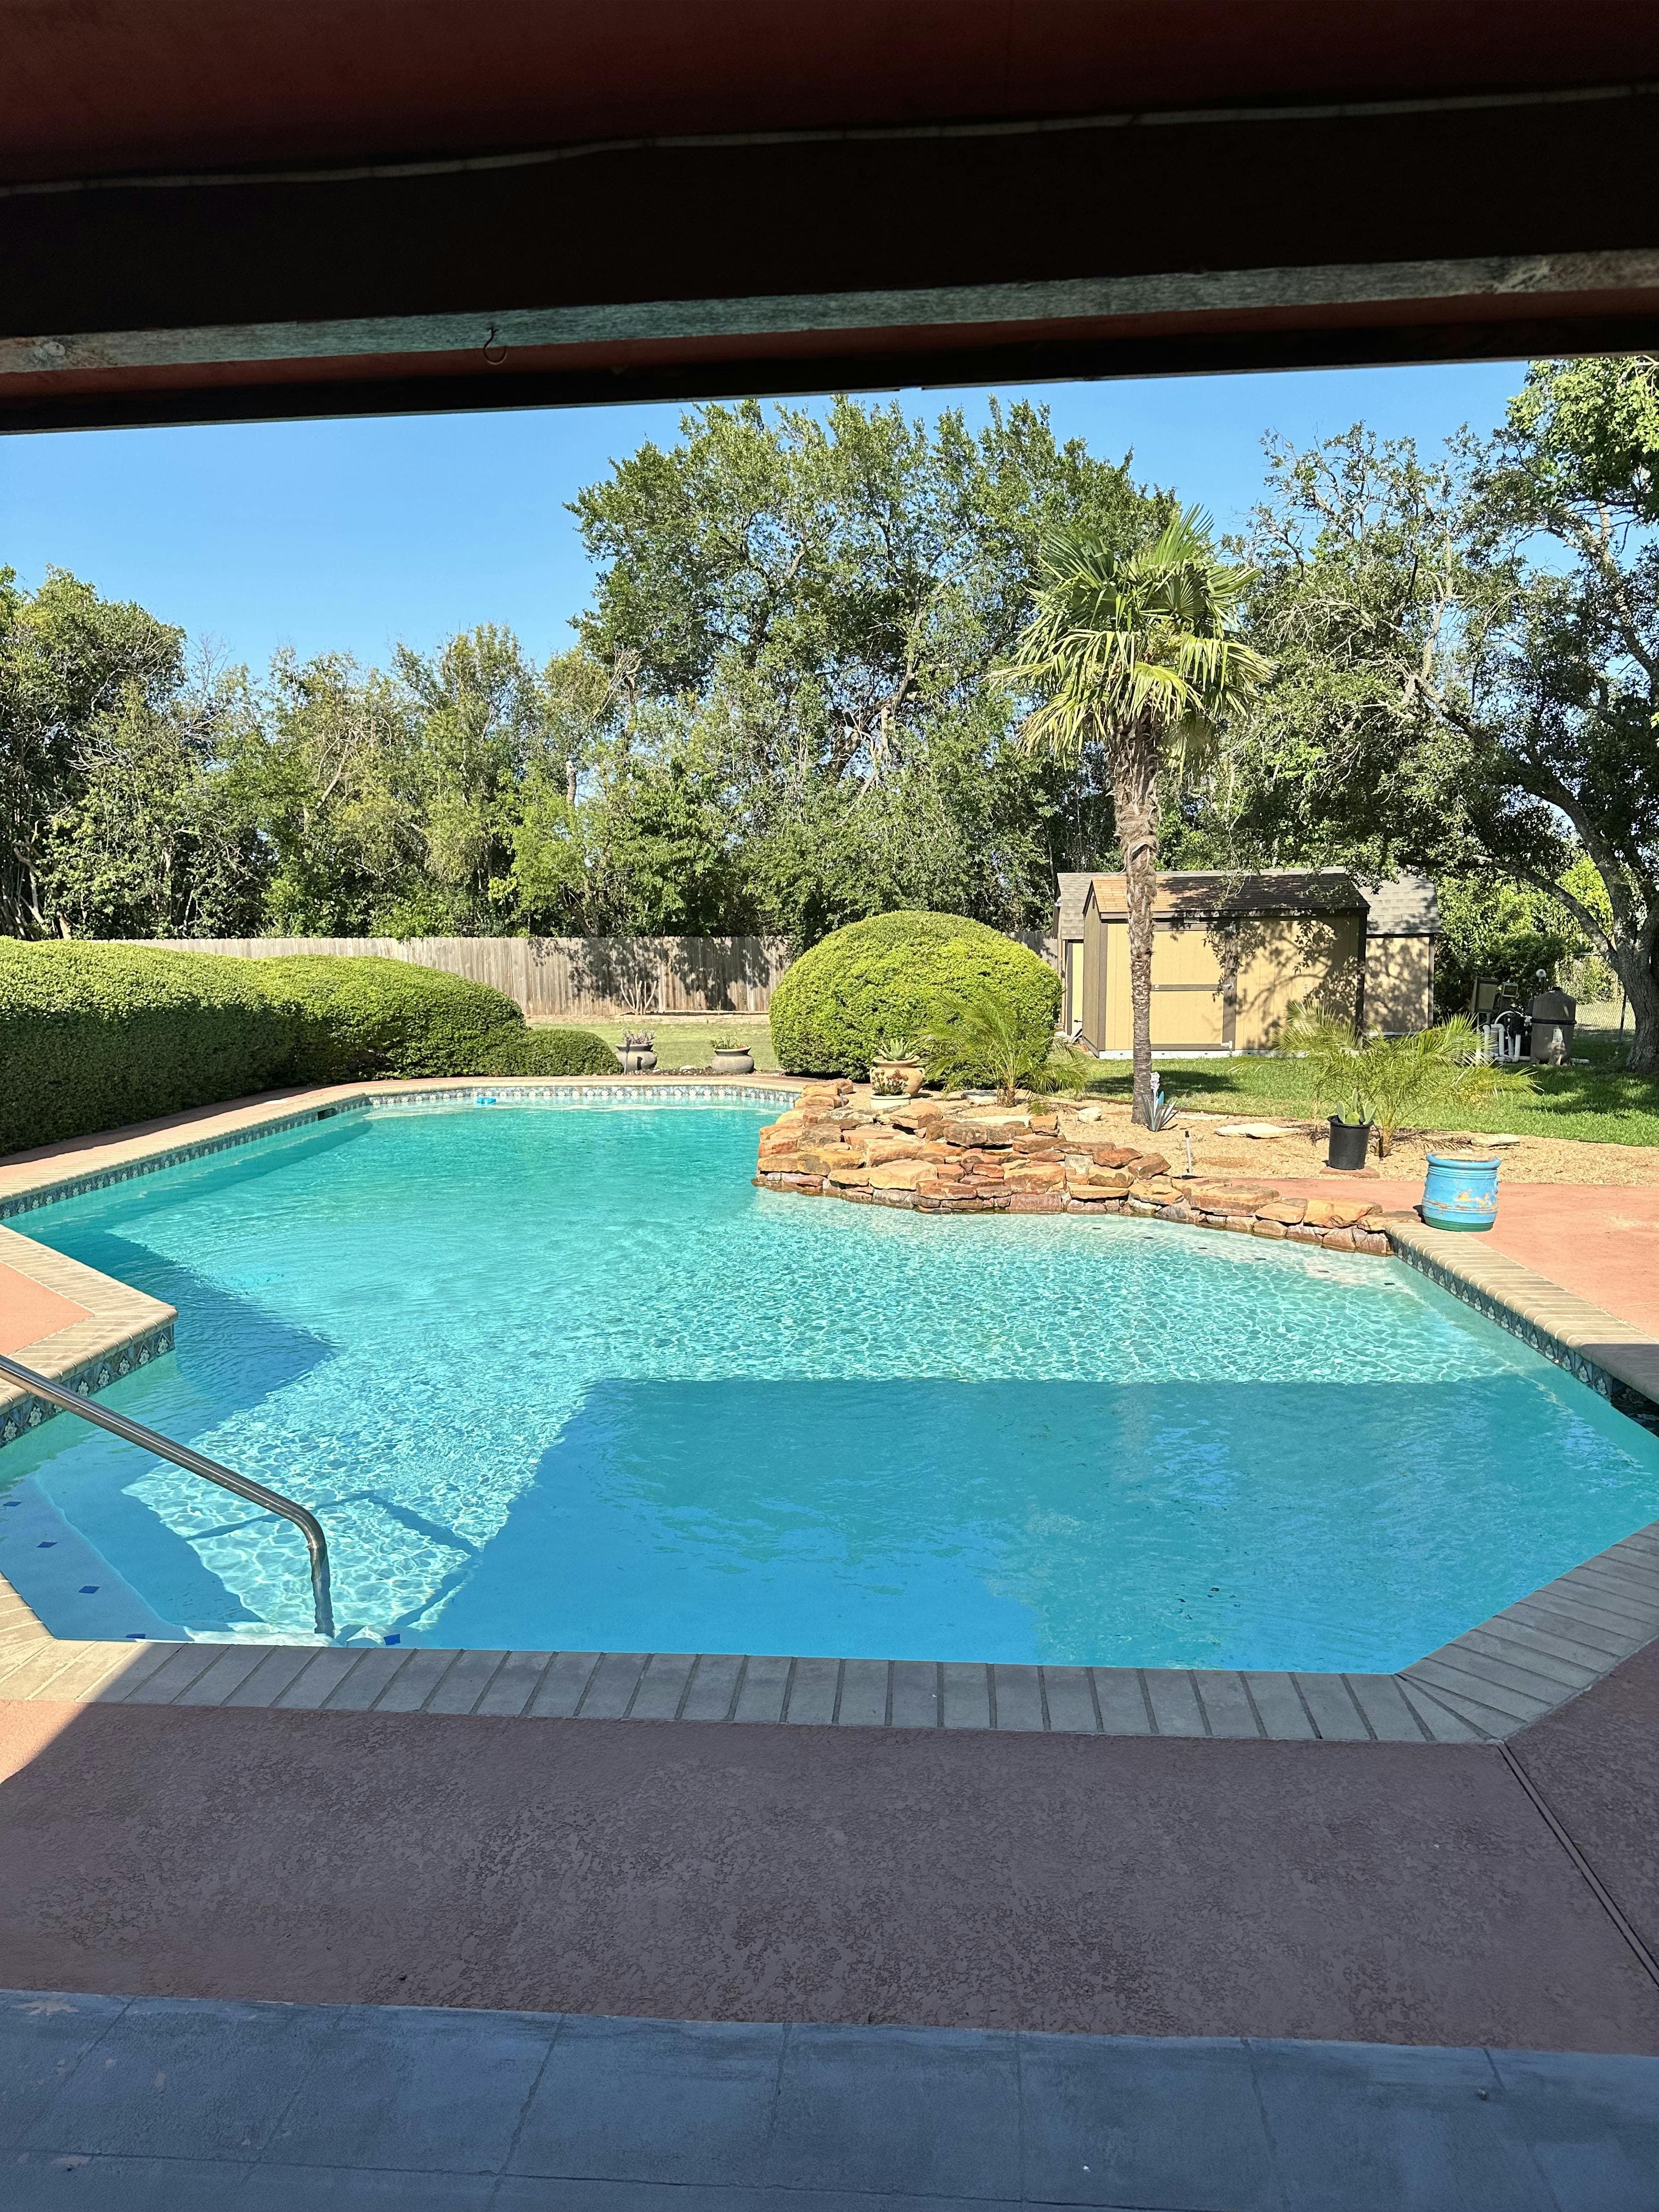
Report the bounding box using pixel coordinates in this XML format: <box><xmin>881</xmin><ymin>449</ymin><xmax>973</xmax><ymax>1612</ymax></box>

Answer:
<box><xmin>1280</xmin><ymin>1008</ymin><xmax>1499</xmax><ymax>1158</ymax></box>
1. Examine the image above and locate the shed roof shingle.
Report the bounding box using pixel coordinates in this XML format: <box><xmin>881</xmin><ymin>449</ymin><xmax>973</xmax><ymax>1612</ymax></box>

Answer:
<box><xmin>1082</xmin><ymin>870</ymin><xmax>1366</xmax><ymax>920</ymax></box>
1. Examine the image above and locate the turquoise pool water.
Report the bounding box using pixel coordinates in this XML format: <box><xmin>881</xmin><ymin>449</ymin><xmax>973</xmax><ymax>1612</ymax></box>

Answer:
<box><xmin>4</xmin><ymin>1099</ymin><xmax>1658</xmax><ymax>1670</ymax></box>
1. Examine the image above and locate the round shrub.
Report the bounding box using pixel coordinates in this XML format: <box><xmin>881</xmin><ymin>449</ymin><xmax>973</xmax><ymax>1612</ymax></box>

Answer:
<box><xmin>253</xmin><ymin>956</ymin><xmax>525</xmax><ymax>1081</ymax></box>
<box><xmin>476</xmin><ymin>1026</ymin><xmax>620</xmax><ymax>1077</ymax></box>
<box><xmin>0</xmin><ymin>940</ymin><xmax>296</xmax><ymax>1155</ymax></box>
<box><xmin>769</xmin><ymin>912</ymin><xmax>1060</xmax><ymax>1080</ymax></box>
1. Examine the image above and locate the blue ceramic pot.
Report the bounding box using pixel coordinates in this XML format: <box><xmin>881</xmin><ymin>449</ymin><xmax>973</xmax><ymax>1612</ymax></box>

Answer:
<box><xmin>1421</xmin><ymin>1153</ymin><xmax>1500</xmax><ymax>1232</ymax></box>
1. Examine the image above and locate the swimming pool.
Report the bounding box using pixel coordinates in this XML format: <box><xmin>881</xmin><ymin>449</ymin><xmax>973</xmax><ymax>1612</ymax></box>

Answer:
<box><xmin>3</xmin><ymin>1098</ymin><xmax>1658</xmax><ymax>1671</ymax></box>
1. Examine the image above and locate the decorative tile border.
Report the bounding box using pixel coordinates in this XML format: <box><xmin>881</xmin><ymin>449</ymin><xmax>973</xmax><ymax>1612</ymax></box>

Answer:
<box><xmin>1385</xmin><ymin>1217</ymin><xmax>1659</xmax><ymax>1432</ymax></box>
<box><xmin>376</xmin><ymin>1082</ymin><xmax>800</xmax><ymax>1112</ymax></box>
<box><xmin>0</xmin><ymin>1224</ymin><xmax>176</xmax><ymax>1447</ymax></box>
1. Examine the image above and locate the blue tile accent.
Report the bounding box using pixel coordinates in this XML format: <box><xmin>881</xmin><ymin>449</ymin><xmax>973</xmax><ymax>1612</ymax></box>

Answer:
<box><xmin>1391</xmin><ymin>1243</ymin><xmax>1659</xmax><ymax>1431</ymax></box>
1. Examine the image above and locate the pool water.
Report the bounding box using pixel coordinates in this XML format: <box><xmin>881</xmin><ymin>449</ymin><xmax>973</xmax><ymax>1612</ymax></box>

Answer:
<box><xmin>4</xmin><ymin>1100</ymin><xmax>1658</xmax><ymax>1671</ymax></box>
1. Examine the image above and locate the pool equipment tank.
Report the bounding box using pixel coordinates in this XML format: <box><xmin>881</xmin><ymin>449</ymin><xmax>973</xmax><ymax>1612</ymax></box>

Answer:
<box><xmin>1527</xmin><ymin>985</ymin><xmax>1577</xmax><ymax>1065</ymax></box>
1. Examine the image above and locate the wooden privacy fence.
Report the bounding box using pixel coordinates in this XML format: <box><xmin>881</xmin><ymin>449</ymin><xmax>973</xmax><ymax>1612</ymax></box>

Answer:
<box><xmin>136</xmin><ymin>936</ymin><xmax>795</xmax><ymax>1019</ymax></box>
<box><xmin>136</xmin><ymin>930</ymin><xmax>1059</xmax><ymax>1020</ymax></box>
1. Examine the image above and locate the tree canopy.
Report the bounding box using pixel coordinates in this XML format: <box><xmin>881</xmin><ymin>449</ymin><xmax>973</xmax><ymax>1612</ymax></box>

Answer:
<box><xmin>0</xmin><ymin>397</ymin><xmax>1164</xmax><ymax>947</ymax></box>
<box><xmin>7</xmin><ymin>367</ymin><xmax>1658</xmax><ymax>1077</ymax></box>
<box><xmin>1228</xmin><ymin>356</ymin><xmax>1659</xmax><ymax>1064</ymax></box>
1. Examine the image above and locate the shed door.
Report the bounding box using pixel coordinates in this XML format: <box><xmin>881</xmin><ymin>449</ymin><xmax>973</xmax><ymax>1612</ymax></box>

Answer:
<box><xmin>1099</xmin><ymin>920</ymin><xmax>1227</xmax><ymax>1049</ymax></box>
<box><xmin>1150</xmin><ymin>924</ymin><xmax>1226</xmax><ymax>1048</ymax></box>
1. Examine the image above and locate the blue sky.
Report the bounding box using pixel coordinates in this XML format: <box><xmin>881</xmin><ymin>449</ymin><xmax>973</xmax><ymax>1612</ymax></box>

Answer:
<box><xmin>0</xmin><ymin>360</ymin><xmax>1525</xmax><ymax>675</ymax></box>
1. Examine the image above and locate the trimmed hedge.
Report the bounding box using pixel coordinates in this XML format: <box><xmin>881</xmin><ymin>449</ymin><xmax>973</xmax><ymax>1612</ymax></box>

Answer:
<box><xmin>476</xmin><ymin>1025</ymin><xmax>620</xmax><ymax>1077</ymax></box>
<box><xmin>769</xmin><ymin>911</ymin><xmax>1061</xmax><ymax>1080</ymax></box>
<box><xmin>252</xmin><ymin>955</ymin><xmax>524</xmax><ymax>1081</ymax></box>
<box><xmin>0</xmin><ymin>942</ymin><xmax>617</xmax><ymax>1155</ymax></box>
<box><xmin>0</xmin><ymin>940</ymin><xmax>296</xmax><ymax>1155</ymax></box>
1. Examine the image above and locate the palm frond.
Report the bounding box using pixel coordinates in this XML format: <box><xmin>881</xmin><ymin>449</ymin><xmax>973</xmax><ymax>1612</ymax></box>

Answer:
<box><xmin>998</xmin><ymin>510</ymin><xmax>1271</xmax><ymax>768</ymax></box>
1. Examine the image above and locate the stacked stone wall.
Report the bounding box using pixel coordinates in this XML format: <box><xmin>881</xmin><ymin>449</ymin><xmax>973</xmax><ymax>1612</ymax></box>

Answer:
<box><xmin>754</xmin><ymin>1084</ymin><xmax>1391</xmax><ymax>1255</ymax></box>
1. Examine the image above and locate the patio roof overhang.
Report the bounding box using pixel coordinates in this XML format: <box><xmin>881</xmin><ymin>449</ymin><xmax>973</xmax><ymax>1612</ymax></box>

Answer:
<box><xmin>4</xmin><ymin>2</ymin><xmax>1659</xmax><ymax>433</ymax></box>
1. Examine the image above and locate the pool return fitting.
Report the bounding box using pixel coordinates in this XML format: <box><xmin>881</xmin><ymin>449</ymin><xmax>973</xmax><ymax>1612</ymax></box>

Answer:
<box><xmin>0</xmin><ymin>1350</ymin><xmax>335</xmax><ymax>1639</ymax></box>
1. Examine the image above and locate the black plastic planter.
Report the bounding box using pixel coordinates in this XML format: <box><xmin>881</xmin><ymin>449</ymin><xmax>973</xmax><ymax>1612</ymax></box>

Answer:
<box><xmin>1327</xmin><ymin>1116</ymin><xmax>1373</xmax><ymax>1171</ymax></box>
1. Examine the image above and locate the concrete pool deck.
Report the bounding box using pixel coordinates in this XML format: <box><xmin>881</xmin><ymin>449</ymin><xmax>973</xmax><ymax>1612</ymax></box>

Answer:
<box><xmin>0</xmin><ymin>1639</ymin><xmax>1657</xmax><ymax>2053</ymax></box>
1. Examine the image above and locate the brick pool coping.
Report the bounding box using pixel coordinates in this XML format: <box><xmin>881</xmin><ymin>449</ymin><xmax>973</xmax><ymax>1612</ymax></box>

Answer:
<box><xmin>0</xmin><ymin>1075</ymin><xmax>1657</xmax><ymax>1749</ymax></box>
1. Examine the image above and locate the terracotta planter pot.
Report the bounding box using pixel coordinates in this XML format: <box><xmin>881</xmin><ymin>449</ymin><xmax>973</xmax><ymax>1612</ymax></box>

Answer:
<box><xmin>871</xmin><ymin>1058</ymin><xmax>925</xmax><ymax>1098</ymax></box>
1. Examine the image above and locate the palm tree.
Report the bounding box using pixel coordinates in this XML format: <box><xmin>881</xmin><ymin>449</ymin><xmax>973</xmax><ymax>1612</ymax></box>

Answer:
<box><xmin>996</xmin><ymin>510</ymin><xmax>1271</xmax><ymax>1126</ymax></box>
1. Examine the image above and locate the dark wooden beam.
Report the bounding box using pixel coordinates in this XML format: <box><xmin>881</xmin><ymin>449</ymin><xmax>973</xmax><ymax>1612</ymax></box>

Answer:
<box><xmin>4</xmin><ymin>7</ymin><xmax>1658</xmax><ymax>428</ymax></box>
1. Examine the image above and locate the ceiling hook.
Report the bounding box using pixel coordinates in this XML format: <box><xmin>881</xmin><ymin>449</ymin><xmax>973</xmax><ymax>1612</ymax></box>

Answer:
<box><xmin>483</xmin><ymin>323</ymin><xmax>507</xmax><ymax>366</ymax></box>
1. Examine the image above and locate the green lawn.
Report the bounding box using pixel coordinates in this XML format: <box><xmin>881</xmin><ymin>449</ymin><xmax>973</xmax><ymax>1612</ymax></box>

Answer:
<box><xmin>556</xmin><ymin>1014</ymin><xmax>783</xmax><ymax>1073</ymax></box>
<box><xmin>1075</xmin><ymin>1029</ymin><xmax>1659</xmax><ymax>1147</ymax></box>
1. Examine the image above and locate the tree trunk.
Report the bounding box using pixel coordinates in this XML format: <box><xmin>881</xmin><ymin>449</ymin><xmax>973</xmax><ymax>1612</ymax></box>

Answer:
<box><xmin>1113</xmin><ymin>735</ymin><xmax>1160</xmax><ymax>1127</ymax></box>
<box><xmin>1621</xmin><ymin>949</ymin><xmax>1659</xmax><ymax>1073</ymax></box>
<box><xmin>1598</xmin><ymin>914</ymin><xmax>1659</xmax><ymax>1072</ymax></box>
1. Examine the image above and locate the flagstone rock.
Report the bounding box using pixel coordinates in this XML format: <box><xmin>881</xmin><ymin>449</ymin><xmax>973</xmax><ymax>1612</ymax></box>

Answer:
<box><xmin>752</xmin><ymin>1102</ymin><xmax>1392</xmax><ymax>1255</ymax></box>
<box><xmin>862</xmin><ymin>1134</ymin><xmax>925</xmax><ymax>1165</ymax></box>
<box><xmin>942</xmin><ymin>1120</ymin><xmax>1014</xmax><ymax>1148</ymax></box>
<box><xmin>1006</xmin><ymin>1161</ymin><xmax>1066</xmax><ymax>1190</ymax></box>
<box><xmin>867</xmin><ymin>1159</ymin><xmax>934</xmax><ymax>1190</ymax></box>
<box><xmin>1305</xmin><ymin>1197</ymin><xmax>1376</xmax><ymax>1229</ymax></box>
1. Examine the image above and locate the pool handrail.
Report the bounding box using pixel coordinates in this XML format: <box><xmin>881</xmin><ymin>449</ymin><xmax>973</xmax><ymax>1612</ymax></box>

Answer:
<box><xmin>0</xmin><ymin>1350</ymin><xmax>335</xmax><ymax>1639</ymax></box>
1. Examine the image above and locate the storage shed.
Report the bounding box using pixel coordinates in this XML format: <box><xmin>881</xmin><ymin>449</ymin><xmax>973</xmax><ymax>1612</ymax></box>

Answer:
<box><xmin>1358</xmin><ymin>875</ymin><xmax>1441</xmax><ymax>1033</ymax></box>
<box><xmin>1055</xmin><ymin>871</ymin><xmax>1368</xmax><ymax>1054</ymax></box>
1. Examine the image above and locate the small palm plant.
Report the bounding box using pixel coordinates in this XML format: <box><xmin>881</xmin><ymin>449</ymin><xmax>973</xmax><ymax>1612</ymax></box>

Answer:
<box><xmin>1280</xmin><ymin>1008</ymin><xmax>1499</xmax><ymax>1158</ymax></box>
<box><xmin>924</xmin><ymin>979</ymin><xmax>1054</xmax><ymax>1106</ymax></box>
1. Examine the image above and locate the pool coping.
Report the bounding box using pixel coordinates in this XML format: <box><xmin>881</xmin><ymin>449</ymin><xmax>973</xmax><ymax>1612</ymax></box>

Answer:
<box><xmin>0</xmin><ymin>1076</ymin><xmax>1657</xmax><ymax>1749</ymax></box>
<box><xmin>0</xmin><ymin>1226</ymin><xmax>176</xmax><ymax>1443</ymax></box>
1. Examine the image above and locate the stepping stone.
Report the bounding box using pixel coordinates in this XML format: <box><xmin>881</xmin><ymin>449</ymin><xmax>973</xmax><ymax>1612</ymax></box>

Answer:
<box><xmin>1215</xmin><ymin>1121</ymin><xmax>1297</xmax><ymax>1138</ymax></box>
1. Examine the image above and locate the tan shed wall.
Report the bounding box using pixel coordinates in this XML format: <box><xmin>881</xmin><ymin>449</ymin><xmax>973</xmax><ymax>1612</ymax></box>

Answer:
<box><xmin>1364</xmin><ymin>935</ymin><xmax>1436</xmax><ymax>1032</ymax></box>
<box><xmin>1233</xmin><ymin>914</ymin><xmax>1363</xmax><ymax>1049</ymax></box>
<box><xmin>1076</xmin><ymin>904</ymin><xmax>1366</xmax><ymax>1052</ymax></box>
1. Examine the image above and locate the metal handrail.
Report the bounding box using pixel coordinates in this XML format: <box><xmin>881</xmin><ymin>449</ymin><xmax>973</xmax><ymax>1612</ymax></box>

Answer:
<box><xmin>0</xmin><ymin>1351</ymin><xmax>334</xmax><ymax>1638</ymax></box>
